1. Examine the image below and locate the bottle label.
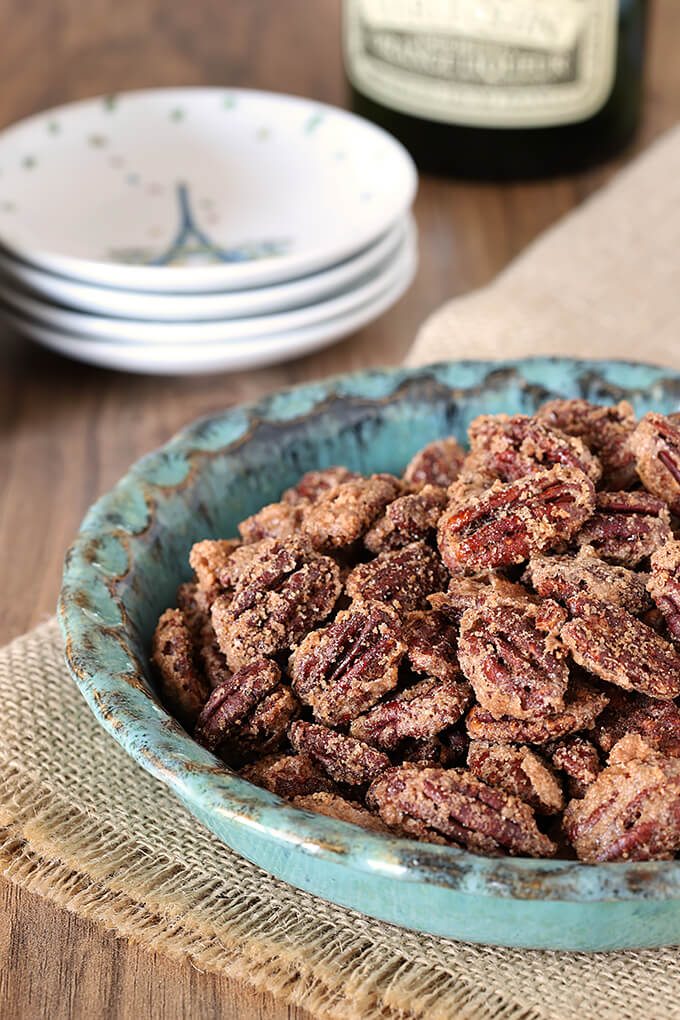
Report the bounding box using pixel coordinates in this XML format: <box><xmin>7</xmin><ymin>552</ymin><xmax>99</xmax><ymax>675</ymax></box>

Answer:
<box><xmin>344</xmin><ymin>0</ymin><xmax>619</xmax><ymax>128</ymax></box>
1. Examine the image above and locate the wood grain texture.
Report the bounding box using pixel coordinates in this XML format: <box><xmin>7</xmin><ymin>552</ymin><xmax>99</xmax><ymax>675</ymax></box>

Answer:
<box><xmin>2</xmin><ymin>1</ymin><xmax>680</xmax><ymax>1016</ymax></box>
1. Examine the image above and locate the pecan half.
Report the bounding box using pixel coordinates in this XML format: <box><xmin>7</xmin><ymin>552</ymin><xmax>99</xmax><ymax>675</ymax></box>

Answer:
<box><xmin>466</xmin><ymin>678</ymin><xmax>609</xmax><ymax>745</ymax></box>
<box><xmin>290</xmin><ymin>601</ymin><xmax>405</xmax><ymax>726</ymax></box>
<box><xmin>561</xmin><ymin>606</ymin><xmax>680</xmax><ymax>700</ymax></box>
<box><xmin>189</xmin><ymin>538</ymin><xmax>241</xmax><ymax>609</ymax></box>
<box><xmin>458</xmin><ymin>600</ymin><xmax>569</xmax><ymax>720</ymax></box>
<box><xmin>238</xmin><ymin>501</ymin><xmax>306</xmax><ymax>544</ymax></box>
<box><xmin>282</xmin><ymin>466</ymin><xmax>360</xmax><ymax>505</ymax></box>
<box><xmin>349</xmin><ymin>677</ymin><xmax>472</xmax><ymax>750</ymax></box>
<box><xmin>564</xmin><ymin>735</ymin><xmax>680</xmax><ymax>862</ymax></box>
<box><xmin>526</xmin><ymin>547</ymin><xmax>650</xmax><ymax>616</ymax></box>
<box><xmin>467</xmin><ymin>740</ymin><xmax>565</xmax><ymax>815</ymax></box>
<box><xmin>593</xmin><ymin>686</ymin><xmax>680</xmax><ymax>756</ymax></box>
<box><xmin>241</xmin><ymin>753</ymin><xmax>337</xmax><ymax>799</ymax></box>
<box><xmin>364</xmin><ymin>484</ymin><xmax>448</xmax><ymax>553</ymax></box>
<box><xmin>536</xmin><ymin>398</ymin><xmax>637</xmax><ymax>490</ymax></box>
<box><xmin>367</xmin><ymin>767</ymin><xmax>556</xmax><ymax>857</ymax></box>
<box><xmin>575</xmin><ymin>490</ymin><xmax>672</xmax><ymax>567</ymax></box>
<box><xmin>302</xmin><ymin>474</ymin><xmax>402</xmax><ymax>550</ymax></box>
<box><xmin>630</xmin><ymin>412</ymin><xmax>680</xmax><ymax>513</ymax></box>
<box><xmin>211</xmin><ymin>536</ymin><xmax>341</xmax><ymax>670</ymax></box>
<box><xmin>437</xmin><ymin>466</ymin><xmax>596</xmax><ymax>574</ymax></box>
<box><xmin>648</xmin><ymin>539</ymin><xmax>680</xmax><ymax>641</ymax></box>
<box><xmin>151</xmin><ymin>608</ymin><xmax>210</xmax><ymax>727</ymax></box>
<box><xmin>291</xmin><ymin>791</ymin><xmax>389</xmax><ymax>832</ymax></box>
<box><xmin>345</xmin><ymin>541</ymin><xmax>448</xmax><ymax>614</ymax></box>
<box><xmin>288</xmin><ymin>720</ymin><xmax>390</xmax><ymax>786</ymax></box>
<box><xmin>404</xmin><ymin>610</ymin><xmax>461</xmax><ymax>683</ymax></box>
<box><xmin>468</xmin><ymin>413</ymin><xmax>602</xmax><ymax>484</ymax></box>
<box><xmin>403</xmin><ymin>437</ymin><xmax>465</xmax><ymax>489</ymax></box>
<box><xmin>547</xmin><ymin>735</ymin><xmax>601</xmax><ymax>798</ymax></box>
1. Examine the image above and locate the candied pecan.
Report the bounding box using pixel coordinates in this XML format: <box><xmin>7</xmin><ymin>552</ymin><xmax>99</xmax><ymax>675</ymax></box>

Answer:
<box><xmin>402</xmin><ymin>437</ymin><xmax>465</xmax><ymax>489</ymax></box>
<box><xmin>630</xmin><ymin>412</ymin><xmax>680</xmax><ymax>513</ymax></box>
<box><xmin>176</xmin><ymin>581</ymin><xmax>209</xmax><ymax>636</ymax></box>
<box><xmin>290</xmin><ymin>602</ymin><xmax>405</xmax><ymax>726</ymax></box>
<box><xmin>151</xmin><ymin>608</ymin><xmax>210</xmax><ymax>727</ymax></box>
<box><xmin>404</xmin><ymin>610</ymin><xmax>461</xmax><ymax>683</ymax></box>
<box><xmin>189</xmin><ymin>538</ymin><xmax>241</xmax><ymax>609</ymax></box>
<box><xmin>547</xmin><ymin>735</ymin><xmax>601</xmax><ymax>798</ymax></box>
<box><xmin>468</xmin><ymin>413</ymin><xmax>601</xmax><ymax>484</ymax></box>
<box><xmin>291</xmin><ymin>791</ymin><xmax>389</xmax><ymax>832</ymax></box>
<box><xmin>467</xmin><ymin>741</ymin><xmax>564</xmax><ymax>815</ymax></box>
<box><xmin>349</xmin><ymin>677</ymin><xmax>472</xmax><ymax>750</ymax></box>
<box><xmin>437</xmin><ymin>466</ymin><xmax>595</xmax><ymax>574</ymax></box>
<box><xmin>648</xmin><ymin>539</ymin><xmax>680</xmax><ymax>640</ymax></box>
<box><xmin>430</xmin><ymin>574</ymin><xmax>538</xmax><ymax>623</ymax></box>
<box><xmin>458</xmin><ymin>599</ymin><xmax>569</xmax><ymax>720</ymax></box>
<box><xmin>367</xmin><ymin>767</ymin><xmax>556</xmax><ymax>857</ymax></box>
<box><xmin>288</xmin><ymin>720</ymin><xmax>390</xmax><ymax>785</ymax></box>
<box><xmin>302</xmin><ymin>474</ymin><xmax>402</xmax><ymax>551</ymax></box>
<box><xmin>400</xmin><ymin>736</ymin><xmax>446</xmax><ymax>764</ymax></box>
<box><xmin>526</xmin><ymin>547</ymin><xmax>650</xmax><ymax>616</ymax></box>
<box><xmin>197</xmin><ymin>618</ymin><xmax>232</xmax><ymax>689</ymax></box>
<box><xmin>561</xmin><ymin>605</ymin><xmax>680</xmax><ymax>700</ymax></box>
<box><xmin>364</xmin><ymin>484</ymin><xmax>448</xmax><ymax>553</ymax></box>
<box><xmin>593</xmin><ymin>687</ymin><xmax>680</xmax><ymax>756</ymax></box>
<box><xmin>536</xmin><ymin>398</ymin><xmax>637</xmax><ymax>490</ymax></box>
<box><xmin>345</xmin><ymin>541</ymin><xmax>448</xmax><ymax>614</ymax></box>
<box><xmin>446</xmin><ymin>456</ymin><xmax>498</xmax><ymax>507</ymax></box>
<box><xmin>466</xmin><ymin>679</ymin><xmax>609</xmax><ymax>745</ymax></box>
<box><xmin>212</xmin><ymin>536</ymin><xmax>341</xmax><ymax>671</ymax></box>
<box><xmin>238</xmin><ymin>501</ymin><xmax>305</xmax><ymax>544</ymax></box>
<box><xmin>216</xmin><ymin>541</ymin><xmax>263</xmax><ymax>592</ymax></box>
<box><xmin>564</xmin><ymin>735</ymin><xmax>680</xmax><ymax>862</ymax></box>
<box><xmin>282</xmin><ymin>466</ymin><xmax>360</xmax><ymax>506</ymax></box>
<box><xmin>241</xmin><ymin>753</ymin><xmax>337</xmax><ymax>799</ymax></box>
<box><xmin>194</xmin><ymin>659</ymin><xmax>283</xmax><ymax>751</ymax></box>
<box><xmin>575</xmin><ymin>490</ymin><xmax>672</xmax><ymax>567</ymax></box>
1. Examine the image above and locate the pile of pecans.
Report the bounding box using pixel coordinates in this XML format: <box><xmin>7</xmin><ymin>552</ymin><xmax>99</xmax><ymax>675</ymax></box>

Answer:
<box><xmin>152</xmin><ymin>400</ymin><xmax>680</xmax><ymax>862</ymax></box>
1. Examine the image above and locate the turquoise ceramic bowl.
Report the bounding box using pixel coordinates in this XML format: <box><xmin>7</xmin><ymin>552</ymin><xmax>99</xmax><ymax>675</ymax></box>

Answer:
<box><xmin>59</xmin><ymin>357</ymin><xmax>680</xmax><ymax>951</ymax></box>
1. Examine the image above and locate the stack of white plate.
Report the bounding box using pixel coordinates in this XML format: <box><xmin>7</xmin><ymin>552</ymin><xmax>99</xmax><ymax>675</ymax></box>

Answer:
<box><xmin>0</xmin><ymin>88</ymin><xmax>418</xmax><ymax>374</ymax></box>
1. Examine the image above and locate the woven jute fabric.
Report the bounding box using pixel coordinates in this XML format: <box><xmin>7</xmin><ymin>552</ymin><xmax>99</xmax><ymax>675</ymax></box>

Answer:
<box><xmin>8</xmin><ymin>128</ymin><xmax>680</xmax><ymax>1019</ymax></box>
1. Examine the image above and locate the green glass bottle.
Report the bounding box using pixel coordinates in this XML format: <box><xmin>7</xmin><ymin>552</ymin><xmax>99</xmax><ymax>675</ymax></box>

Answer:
<box><xmin>344</xmin><ymin>0</ymin><xmax>647</xmax><ymax>178</ymax></box>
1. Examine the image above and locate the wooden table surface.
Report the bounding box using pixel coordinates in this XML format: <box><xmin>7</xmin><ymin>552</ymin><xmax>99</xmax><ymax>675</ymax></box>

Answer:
<box><xmin>2</xmin><ymin>1</ymin><xmax>680</xmax><ymax>1016</ymax></box>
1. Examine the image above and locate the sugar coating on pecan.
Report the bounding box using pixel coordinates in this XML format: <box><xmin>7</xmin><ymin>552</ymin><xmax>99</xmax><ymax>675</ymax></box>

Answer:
<box><xmin>288</xmin><ymin>720</ymin><xmax>390</xmax><ymax>785</ymax></box>
<box><xmin>547</xmin><ymin>735</ymin><xmax>601</xmax><ymax>799</ymax></box>
<box><xmin>564</xmin><ymin>734</ymin><xmax>680</xmax><ymax>862</ymax></box>
<box><xmin>403</xmin><ymin>437</ymin><xmax>465</xmax><ymax>490</ymax></box>
<box><xmin>438</xmin><ymin>466</ymin><xmax>596</xmax><ymax>574</ymax></box>
<box><xmin>238</xmin><ymin>500</ymin><xmax>306</xmax><ymax>544</ymax></box>
<box><xmin>291</xmin><ymin>791</ymin><xmax>390</xmax><ymax>832</ymax></box>
<box><xmin>291</xmin><ymin>601</ymin><xmax>405</xmax><ymax>727</ymax></box>
<box><xmin>345</xmin><ymin>541</ymin><xmax>449</xmax><ymax>615</ymax></box>
<box><xmin>648</xmin><ymin>539</ymin><xmax>680</xmax><ymax>641</ymax></box>
<box><xmin>526</xmin><ymin>547</ymin><xmax>650</xmax><ymax>616</ymax></box>
<box><xmin>349</xmin><ymin>677</ymin><xmax>472</xmax><ymax>750</ymax></box>
<box><xmin>467</xmin><ymin>413</ymin><xmax>602</xmax><ymax>485</ymax></box>
<box><xmin>282</xmin><ymin>466</ymin><xmax>360</xmax><ymax>506</ymax></box>
<box><xmin>302</xmin><ymin>474</ymin><xmax>402</xmax><ymax>550</ymax></box>
<box><xmin>194</xmin><ymin>658</ymin><xmax>282</xmax><ymax>751</ymax></box>
<box><xmin>212</xmin><ymin>536</ymin><xmax>341</xmax><ymax>670</ymax></box>
<box><xmin>593</xmin><ymin>686</ymin><xmax>680</xmax><ymax>757</ymax></box>
<box><xmin>575</xmin><ymin>490</ymin><xmax>672</xmax><ymax>567</ymax></box>
<box><xmin>216</xmin><ymin>541</ymin><xmax>263</xmax><ymax>592</ymax></box>
<box><xmin>241</xmin><ymin>753</ymin><xmax>337</xmax><ymax>799</ymax></box>
<box><xmin>458</xmin><ymin>598</ymin><xmax>569</xmax><ymax>720</ymax></box>
<box><xmin>630</xmin><ymin>412</ymin><xmax>680</xmax><ymax>514</ymax></box>
<box><xmin>446</xmin><ymin>456</ymin><xmax>499</xmax><ymax>508</ymax></box>
<box><xmin>364</xmin><ymin>484</ymin><xmax>448</xmax><ymax>553</ymax></box>
<box><xmin>467</xmin><ymin>740</ymin><xmax>565</xmax><ymax>815</ymax></box>
<box><xmin>536</xmin><ymin>398</ymin><xmax>637</xmax><ymax>490</ymax></box>
<box><xmin>368</xmin><ymin>766</ymin><xmax>556</xmax><ymax>857</ymax></box>
<box><xmin>430</xmin><ymin>573</ymin><xmax>538</xmax><ymax>622</ymax></box>
<box><xmin>404</xmin><ymin>610</ymin><xmax>461</xmax><ymax>683</ymax></box>
<box><xmin>561</xmin><ymin>605</ymin><xmax>680</xmax><ymax>700</ymax></box>
<box><xmin>466</xmin><ymin>678</ymin><xmax>609</xmax><ymax>745</ymax></box>
<box><xmin>189</xmin><ymin>538</ymin><xmax>241</xmax><ymax>609</ymax></box>
<box><xmin>151</xmin><ymin>608</ymin><xmax>210</xmax><ymax>727</ymax></box>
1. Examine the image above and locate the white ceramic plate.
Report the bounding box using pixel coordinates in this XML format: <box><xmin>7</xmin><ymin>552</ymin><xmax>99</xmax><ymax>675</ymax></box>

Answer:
<box><xmin>0</xmin><ymin>218</ymin><xmax>408</xmax><ymax>322</ymax></box>
<box><xmin>1</xmin><ymin>240</ymin><xmax>417</xmax><ymax>375</ymax></box>
<box><xmin>0</xmin><ymin>88</ymin><xmax>416</xmax><ymax>292</ymax></box>
<box><xmin>0</xmin><ymin>223</ymin><xmax>415</xmax><ymax>344</ymax></box>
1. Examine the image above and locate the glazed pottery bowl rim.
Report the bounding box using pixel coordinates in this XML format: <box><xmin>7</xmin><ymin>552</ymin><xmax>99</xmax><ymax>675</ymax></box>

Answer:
<box><xmin>58</xmin><ymin>356</ymin><xmax>680</xmax><ymax>906</ymax></box>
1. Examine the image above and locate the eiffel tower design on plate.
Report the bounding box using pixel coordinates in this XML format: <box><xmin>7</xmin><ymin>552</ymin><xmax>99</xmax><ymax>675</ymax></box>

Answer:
<box><xmin>109</xmin><ymin>183</ymin><xmax>290</xmax><ymax>267</ymax></box>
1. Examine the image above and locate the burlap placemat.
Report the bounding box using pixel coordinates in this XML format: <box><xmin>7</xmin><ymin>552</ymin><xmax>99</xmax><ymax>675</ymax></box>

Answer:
<box><xmin>3</xmin><ymin>619</ymin><xmax>680</xmax><ymax>1020</ymax></box>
